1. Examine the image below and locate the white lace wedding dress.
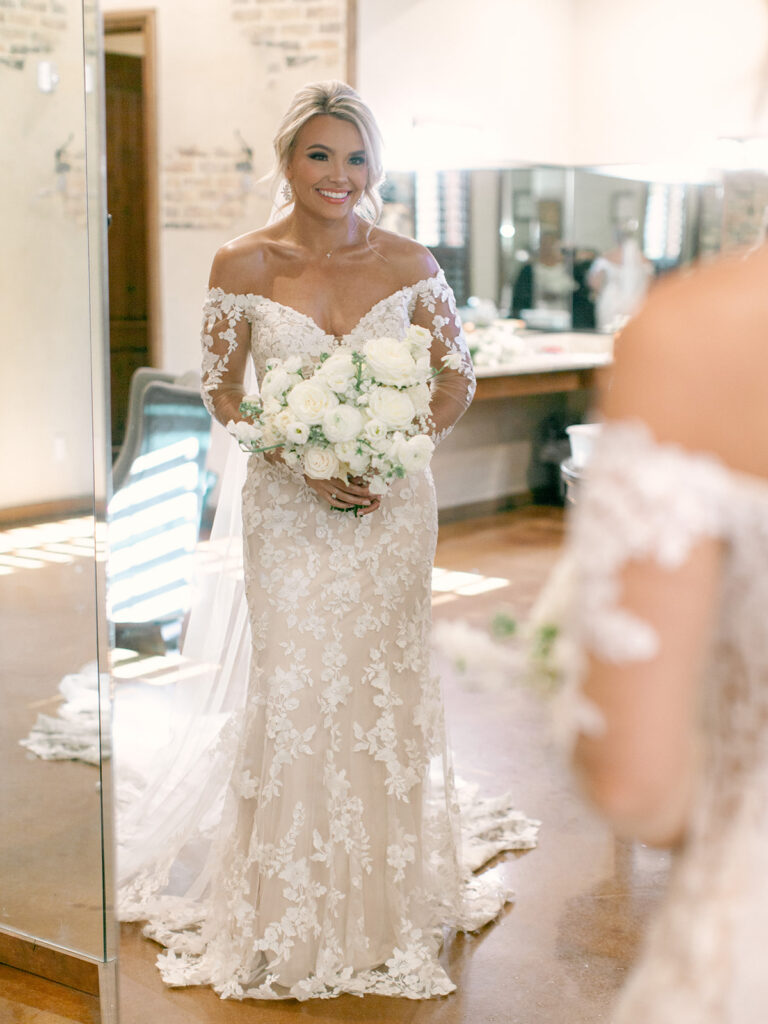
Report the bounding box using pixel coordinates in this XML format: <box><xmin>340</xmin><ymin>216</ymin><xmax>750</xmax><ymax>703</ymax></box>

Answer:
<box><xmin>117</xmin><ymin>270</ymin><xmax>539</xmax><ymax>1001</ymax></box>
<box><xmin>567</xmin><ymin>421</ymin><xmax>768</xmax><ymax>1023</ymax></box>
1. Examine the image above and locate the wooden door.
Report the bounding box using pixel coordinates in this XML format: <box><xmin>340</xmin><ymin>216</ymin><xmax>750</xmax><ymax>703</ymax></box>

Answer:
<box><xmin>105</xmin><ymin>52</ymin><xmax>149</xmax><ymax>454</ymax></box>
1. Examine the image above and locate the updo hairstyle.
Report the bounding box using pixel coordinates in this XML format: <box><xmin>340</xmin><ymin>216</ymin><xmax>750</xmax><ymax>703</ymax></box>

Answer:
<box><xmin>273</xmin><ymin>80</ymin><xmax>385</xmax><ymax>223</ymax></box>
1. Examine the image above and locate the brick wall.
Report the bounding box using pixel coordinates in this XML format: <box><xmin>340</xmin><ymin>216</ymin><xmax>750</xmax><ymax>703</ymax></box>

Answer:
<box><xmin>161</xmin><ymin>0</ymin><xmax>348</xmax><ymax>231</ymax></box>
<box><xmin>231</xmin><ymin>0</ymin><xmax>345</xmax><ymax>73</ymax></box>
<box><xmin>163</xmin><ymin>144</ymin><xmax>256</xmax><ymax>230</ymax></box>
<box><xmin>0</xmin><ymin>0</ymin><xmax>67</xmax><ymax>69</ymax></box>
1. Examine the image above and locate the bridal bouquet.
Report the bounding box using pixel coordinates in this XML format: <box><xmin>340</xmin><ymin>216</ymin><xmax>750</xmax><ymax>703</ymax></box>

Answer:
<box><xmin>228</xmin><ymin>326</ymin><xmax>462</xmax><ymax>495</ymax></box>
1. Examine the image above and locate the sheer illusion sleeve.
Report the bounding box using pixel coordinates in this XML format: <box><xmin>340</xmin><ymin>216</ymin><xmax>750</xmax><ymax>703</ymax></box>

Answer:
<box><xmin>411</xmin><ymin>272</ymin><xmax>476</xmax><ymax>444</ymax></box>
<box><xmin>568</xmin><ymin>420</ymin><xmax>728</xmax><ymax>667</ymax></box>
<box><xmin>200</xmin><ymin>289</ymin><xmax>253</xmax><ymax>427</ymax></box>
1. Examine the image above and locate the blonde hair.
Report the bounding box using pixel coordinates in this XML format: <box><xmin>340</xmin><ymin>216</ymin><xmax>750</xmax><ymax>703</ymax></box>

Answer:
<box><xmin>273</xmin><ymin>80</ymin><xmax>384</xmax><ymax>224</ymax></box>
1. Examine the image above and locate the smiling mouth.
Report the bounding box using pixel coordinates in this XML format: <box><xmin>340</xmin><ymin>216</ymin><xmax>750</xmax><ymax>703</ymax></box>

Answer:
<box><xmin>317</xmin><ymin>189</ymin><xmax>351</xmax><ymax>202</ymax></box>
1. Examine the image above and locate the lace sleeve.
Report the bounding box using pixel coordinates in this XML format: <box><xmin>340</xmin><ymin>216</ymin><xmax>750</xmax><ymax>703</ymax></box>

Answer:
<box><xmin>410</xmin><ymin>271</ymin><xmax>476</xmax><ymax>445</ymax></box>
<box><xmin>200</xmin><ymin>289</ymin><xmax>253</xmax><ymax>427</ymax></box>
<box><xmin>569</xmin><ymin>420</ymin><xmax>728</xmax><ymax>666</ymax></box>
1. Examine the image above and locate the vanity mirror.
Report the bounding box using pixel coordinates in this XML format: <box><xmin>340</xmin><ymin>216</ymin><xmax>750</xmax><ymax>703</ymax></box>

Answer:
<box><xmin>382</xmin><ymin>164</ymin><xmax>728</xmax><ymax>331</ymax></box>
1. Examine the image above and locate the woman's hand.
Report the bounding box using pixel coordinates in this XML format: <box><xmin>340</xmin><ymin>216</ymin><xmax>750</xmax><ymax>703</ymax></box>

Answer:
<box><xmin>304</xmin><ymin>475</ymin><xmax>382</xmax><ymax>516</ymax></box>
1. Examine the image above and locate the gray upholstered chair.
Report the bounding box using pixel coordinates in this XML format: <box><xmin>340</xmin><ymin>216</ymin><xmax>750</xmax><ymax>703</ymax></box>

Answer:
<box><xmin>108</xmin><ymin>368</ymin><xmax>216</xmax><ymax>651</ymax></box>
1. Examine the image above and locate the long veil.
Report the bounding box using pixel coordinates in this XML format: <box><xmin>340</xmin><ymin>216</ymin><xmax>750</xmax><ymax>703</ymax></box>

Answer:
<box><xmin>114</xmin><ymin>411</ymin><xmax>255</xmax><ymax>916</ymax></box>
<box><xmin>115</xmin><ymin>190</ymin><xmax>283</xmax><ymax>912</ymax></box>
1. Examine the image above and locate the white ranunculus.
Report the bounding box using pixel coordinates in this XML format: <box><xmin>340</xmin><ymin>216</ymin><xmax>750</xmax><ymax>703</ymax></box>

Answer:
<box><xmin>334</xmin><ymin>440</ymin><xmax>370</xmax><ymax>475</ymax></box>
<box><xmin>263</xmin><ymin>396</ymin><xmax>282</xmax><ymax>417</ymax></box>
<box><xmin>405</xmin><ymin>382</ymin><xmax>431</xmax><ymax>415</ymax></box>
<box><xmin>283</xmin><ymin>449</ymin><xmax>300</xmax><ymax>468</ymax></box>
<box><xmin>405</xmin><ymin>324</ymin><xmax>432</xmax><ymax>357</ymax></box>
<box><xmin>302</xmin><ymin>446</ymin><xmax>340</xmax><ymax>480</ymax></box>
<box><xmin>396</xmin><ymin>433</ymin><xmax>434</xmax><ymax>474</ymax></box>
<box><xmin>362</xmin><ymin>417</ymin><xmax>388</xmax><ymax>448</ymax></box>
<box><xmin>368</xmin><ymin>387</ymin><xmax>415</xmax><ymax>430</ymax></box>
<box><xmin>364</xmin><ymin>336</ymin><xmax>418</xmax><ymax>386</ymax></box>
<box><xmin>322</xmin><ymin>404</ymin><xmax>364</xmax><ymax>443</ymax></box>
<box><xmin>272</xmin><ymin>408</ymin><xmax>294</xmax><ymax>439</ymax></box>
<box><xmin>282</xmin><ymin>355</ymin><xmax>304</xmax><ymax>375</ymax></box>
<box><xmin>316</xmin><ymin>350</ymin><xmax>356</xmax><ymax>393</ymax></box>
<box><xmin>285</xmin><ymin>420</ymin><xmax>310</xmax><ymax>444</ymax></box>
<box><xmin>260</xmin><ymin>366</ymin><xmax>292</xmax><ymax>401</ymax></box>
<box><xmin>287</xmin><ymin>380</ymin><xmax>338</xmax><ymax>425</ymax></box>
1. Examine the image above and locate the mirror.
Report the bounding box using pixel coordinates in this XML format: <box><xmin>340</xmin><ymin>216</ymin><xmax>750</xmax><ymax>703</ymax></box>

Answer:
<box><xmin>382</xmin><ymin>165</ymin><xmax>729</xmax><ymax>333</ymax></box>
<box><xmin>0</xmin><ymin>0</ymin><xmax>115</xmax><ymax>1012</ymax></box>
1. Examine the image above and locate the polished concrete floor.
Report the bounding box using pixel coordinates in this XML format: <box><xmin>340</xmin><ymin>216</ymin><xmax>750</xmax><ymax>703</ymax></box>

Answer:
<box><xmin>0</xmin><ymin>506</ymin><xmax>669</xmax><ymax>1023</ymax></box>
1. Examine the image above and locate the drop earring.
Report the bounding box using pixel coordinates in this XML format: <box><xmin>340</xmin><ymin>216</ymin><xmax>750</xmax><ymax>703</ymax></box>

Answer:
<box><xmin>281</xmin><ymin>180</ymin><xmax>293</xmax><ymax>203</ymax></box>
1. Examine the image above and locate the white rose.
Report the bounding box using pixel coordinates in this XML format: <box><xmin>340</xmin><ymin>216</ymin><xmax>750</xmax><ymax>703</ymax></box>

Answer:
<box><xmin>316</xmin><ymin>350</ymin><xmax>357</xmax><ymax>393</ymax></box>
<box><xmin>287</xmin><ymin>380</ymin><xmax>338</xmax><ymax>425</ymax></box>
<box><xmin>285</xmin><ymin>420</ymin><xmax>310</xmax><ymax>444</ymax></box>
<box><xmin>405</xmin><ymin>382</ymin><xmax>431</xmax><ymax>415</ymax></box>
<box><xmin>260</xmin><ymin>366</ymin><xmax>292</xmax><ymax>401</ymax></box>
<box><xmin>302</xmin><ymin>446</ymin><xmax>340</xmax><ymax>480</ymax></box>
<box><xmin>368</xmin><ymin>387</ymin><xmax>416</xmax><ymax>430</ymax></box>
<box><xmin>364</xmin><ymin>336</ymin><xmax>418</xmax><ymax>386</ymax></box>
<box><xmin>405</xmin><ymin>324</ymin><xmax>432</xmax><ymax>357</ymax></box>
<box><xmin>396</xmin><ymin>433</ymin><xmax>434</xmax><ymax>474</ymax></box>
<box><xmin>322</xmin><ymin>404</ymin><xmax>364</xmax><ymax>443</ymax></box>
<box><xmin>283</xmin><ymin>449</ymin><xmax>300</xmax><ymax>468</ymax></box>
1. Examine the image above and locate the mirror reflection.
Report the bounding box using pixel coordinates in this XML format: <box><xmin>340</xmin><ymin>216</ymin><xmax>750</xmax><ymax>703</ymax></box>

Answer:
<box><xmin>383</xmin><ymin>165</ymin><xmax>727</xmax><ymax>336</ymax></box>
<box><xmin>0</xmin><ymin>0</ymin><xmax>111</xmax><ymax>984</ymax></box>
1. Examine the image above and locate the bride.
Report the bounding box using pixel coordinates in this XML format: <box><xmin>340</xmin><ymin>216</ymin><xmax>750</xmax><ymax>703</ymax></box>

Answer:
<box><xmin>116</xmin><ymin>80</ymin><xmax>537</xmax><ymax>1001</ymax></box>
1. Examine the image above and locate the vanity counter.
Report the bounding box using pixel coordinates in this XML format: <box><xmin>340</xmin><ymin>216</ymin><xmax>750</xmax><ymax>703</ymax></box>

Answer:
<box><xmin>471</xmin><ymin>331</ymin><xmax>612</xmax><ymax>399</ymax></box>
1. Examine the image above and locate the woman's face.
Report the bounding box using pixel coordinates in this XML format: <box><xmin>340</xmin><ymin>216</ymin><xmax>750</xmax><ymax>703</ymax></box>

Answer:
<box><xmin>286</xmin><ymin>114</ymin><xmax>368</xmax><ymax>218</ymax></box>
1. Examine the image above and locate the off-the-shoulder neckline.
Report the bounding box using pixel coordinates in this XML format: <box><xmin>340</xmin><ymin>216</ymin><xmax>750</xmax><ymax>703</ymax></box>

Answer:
<box><xmin>596</xmin><ymin>419</ymin><xmax>768</xmax><ymax>501</ymax></box>
<box><xmin>205</xmin><ymin>270</ymin><xmax>448</xmax><ymax>341</ymax></box>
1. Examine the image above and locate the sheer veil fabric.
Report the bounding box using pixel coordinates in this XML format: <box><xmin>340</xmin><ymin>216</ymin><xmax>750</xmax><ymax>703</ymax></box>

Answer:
<box><xmin>114</xmin><ymin>263</ymin><xmax>539</xmax><ymax>1001</ymax></box>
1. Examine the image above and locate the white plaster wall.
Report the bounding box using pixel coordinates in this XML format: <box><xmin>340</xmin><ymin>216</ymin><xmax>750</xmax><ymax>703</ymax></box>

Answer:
<box><xmin>360</xmin><ymin>0</ymin><xmax>768</xmax><ymax>170</ymax></box>
<box><xmin>0</xmin><ymin>25</ymin><xmax>95</xmax><ymax>508</ymax></box>
<box><xmin>469</xmin><ymin>170</ymin><xmax>501</xmax><ymax>302</ymax></box>
<box><xmin>358</xmin><ymin>0</ymin><xmax>576</xmax><ymax>169</ymax></box>
<box><xmin>572</xmin><ymin>172</ymin><xmax>647</xmax><ymax>252</ymax></box>
<box><xmin>571</xmin><ymin>0</ymin><xmax>768</xmax><ymax>167</ymax></box>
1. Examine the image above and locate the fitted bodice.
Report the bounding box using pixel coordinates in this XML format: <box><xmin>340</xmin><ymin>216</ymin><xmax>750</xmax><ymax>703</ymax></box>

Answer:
<box><xmin>204</xmin><ymin>270</ymin><xmax>468</xmax><ymax>382</ymax></box>
<box><xmin>200</xmin><ymin>270</ymin><xmax>476</xmax><ymax>447</ymax></box>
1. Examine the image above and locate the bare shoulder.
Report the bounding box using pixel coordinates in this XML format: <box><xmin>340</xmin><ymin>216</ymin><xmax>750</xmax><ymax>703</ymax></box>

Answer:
<box><xmin>207</xmin><ymin>227</ymin><xmax>275</xmax><ymax>294</ymax></box>
<box><xmin>369</xmin><ymin>228</ymin><xmax>440</xmax><ymax>286</ymax></box>
<box><xmin>605</xmin><ymin>245</ymin><xmax>768</xmax><ymax>471</ymax></box>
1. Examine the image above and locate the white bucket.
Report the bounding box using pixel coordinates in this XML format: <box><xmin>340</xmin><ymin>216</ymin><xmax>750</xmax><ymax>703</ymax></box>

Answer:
<box><xmin>566</xmin><ymin>423</ymin><xmax>601</xmax><ymax>468</ymax></box>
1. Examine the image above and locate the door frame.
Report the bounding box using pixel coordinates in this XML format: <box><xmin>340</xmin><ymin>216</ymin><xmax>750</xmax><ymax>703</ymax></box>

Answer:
<box><xmin>103</xmin><ymin>8</ymin><xmax>161</xmax><ymax>367</ymax></box>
